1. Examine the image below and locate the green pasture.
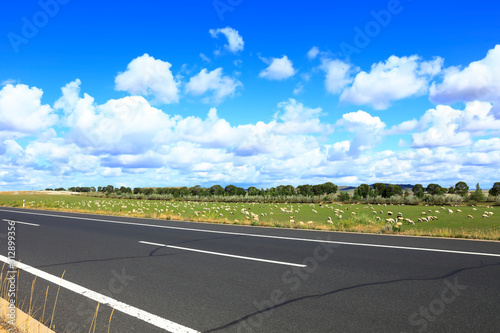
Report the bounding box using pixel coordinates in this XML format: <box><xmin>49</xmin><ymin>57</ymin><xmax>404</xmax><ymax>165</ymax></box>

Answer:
<box><xmin>0</xmin><ymin>193</ymin><xmax>498</xmax><ymax>240</ymax></box>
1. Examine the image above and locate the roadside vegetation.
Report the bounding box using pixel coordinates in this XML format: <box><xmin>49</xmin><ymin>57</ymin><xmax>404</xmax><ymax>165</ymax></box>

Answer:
<box><xmin>0</xmin><ymin>189</ymin><xmax>498</xmax><ymax>240</ymax></box>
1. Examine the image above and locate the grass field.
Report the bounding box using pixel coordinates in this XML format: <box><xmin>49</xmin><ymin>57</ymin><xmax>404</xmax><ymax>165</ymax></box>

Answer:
<box><xmin>0</xmin><ymin>192</ymin><xmax>498</xmax><ymax>240</ymax></box>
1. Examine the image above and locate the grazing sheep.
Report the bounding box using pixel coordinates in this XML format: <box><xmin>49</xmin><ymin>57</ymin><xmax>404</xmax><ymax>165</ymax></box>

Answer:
<box><xmin>352</xmin><ymin>212</ymin><xmax>356</xmax><ymax>215</ymax></box>
<box><xmin>373</xmin><ymin>211</ymin><xmax>377</xmax><ymax>214</ymax></box>
<box><xmin>435</xmin><ymin>210</ymin><xmax>440</xmax><ymax>214</ymax></box>
<box><xmin>441</xmin><ymin>206</ymin><xmax>446</xmax><ymax>210</ymax></box>
<box><xmin>387</xmin><ymin>211</ymin><xmax>393</xmax><ymax>216</ymax></box>
<box><xmin>448</xmin><ymin>209</ymin><xmax>454</xmax><ymax>214</ymax></box>
<box><xmin>397</xmin><ymin>216</ymin><xmax>404</xmax><ymax>221</ymax></box>
<box><xmin>472</xmin><ymin>208</ymin><xmax>477</xmax><ymax>211</ymax></box>
<box><xmin>482</xmin><ymin>214</ymin><xmax>489</xmax><ymax>219</ymax></box>
<box><xmin>385</xmin><ymin>218</ymin><xmax>395</xmax><ymax>223</ymax></box>
<box><xmin>398</xmin><ymin>212</ymin><xmax>403</xmax><ymax>217</ymax></box>
<box><xmin>376</xmin><ymin>217</ymin><xmax>381</xmax><ymax>221</ymax></box>
<box><xmin>467</xmin><ymin>215</ymin><xmax>473</xmax><ymax>219</ymax></box>
<box><xmin>380</xmin><ymin>210</ymin><xmax>383</xmax><ymax>214</ymax></box>
<box><xmin>422</xmin><ymin>212</ymin><xmax>427</xmax><ymax>215</ymax></box>
<box><xmin>405</xmin><ymin>219</ymin><xmax>415</xmax><ymax>225</ymax></box>
<box><xmin>456</xmin><ymin>209</ymin><xmax>462</xmax><ymax>213</ymax></box>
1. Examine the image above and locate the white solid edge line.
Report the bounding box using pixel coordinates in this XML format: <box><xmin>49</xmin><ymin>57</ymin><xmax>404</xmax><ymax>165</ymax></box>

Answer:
<box><xmin>0</xmin><ymin>255</ymin><xmax>199</xmax><ymax>333</ymax></box>
<box><xmin>139</xmin><ymin>241</ymin><xmax>307</xmax><ymax>268</ymax></box>
<box><xmin>1</xmin><ymin>208</ymin><xmax>500</xmax><ymax>258</ymax></box>
<box><xmin>2</xmin><ymin>219</ymin><xmax>40</xmax><ymax>227</ymax></box>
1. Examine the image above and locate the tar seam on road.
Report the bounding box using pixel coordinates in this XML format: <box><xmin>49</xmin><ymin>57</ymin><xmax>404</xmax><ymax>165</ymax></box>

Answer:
<box><xmin>1</xmin><ymin>209</ymin><xmax>500</xmax><ymax>258</ymax></box>
<box><xmin>0</xmin><ymin>255</ymin><xmax>199</xmax><ymax>333</ymax></box>
<box><xmin>139</xmin><ymin>240</ymin><xmax>307</xmax><ymax>267</ymax></box>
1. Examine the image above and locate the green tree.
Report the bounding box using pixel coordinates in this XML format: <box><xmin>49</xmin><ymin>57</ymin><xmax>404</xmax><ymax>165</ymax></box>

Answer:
<box><xmin>337</xmin><ymin>192</ymin><xmax>350</xmax><ymax>202</ymax></box>
<box><xmin>412</xmin><ymin>184</ymin><xmax>424</xmax><ymax>198</ymax></box>
<box><xmin>454</xmin><ymin>181</ymin><xmax>469</xmax><ymax>197</ymax></box>
<box><xmin>210</xmin><ymin>185</ymin><xmax>224</xmax><ymax>196</ymax></box>
<box><xmin>373</xmin><ymin>183</ymin><xmax>386</xmax><ymax>196</ymax></box>
<box><xmin>426</xmin><ymin>183</ymin><xmax>444</xmax><ymax>195</ymax></box>
<box><xmin>355</xmin><ymin>184</ymin><xmax>373</xmax><ymax>198</ymax></box>
<box><xmin>384</xmin><ymin>184</ymin><xmax>403</xmax><ymax>198</ymax></box>
<box><xmin>470</xmin><ymin>183</ymin><xmax>485</xmax><ymax>202</ymax></box>
<box><xmin>322</xmin><ymin>182</ymin><xmax>338</xmax><ymax>195</ymax></box>
<box><xmin>489</xmin><ymin>182</ymin><xmax>500</xmax><ymax>197</ymax></box>
<box><xmin>412</xmin><ymin>184</ymin><xmax>423</xmax><ymax>195</ymax></box>
<box><xmin>247</xmin><ymin>186</ymin><xmax>259</xmax><ymax>196</ymax></box>
<box><xmin>297</xmin><ymin>185</ymin><xmax>312</xmax><ymax>196</ymax></box>
<box><xmin>189</xmin><ymin>185</ymin><xmax>202</xmax><ymax>196</ymax></box>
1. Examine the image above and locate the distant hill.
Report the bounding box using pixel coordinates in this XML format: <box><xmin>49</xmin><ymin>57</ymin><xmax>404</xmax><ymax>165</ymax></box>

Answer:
<box><xmin>339</xmin><ymin>184</ymin><xmax>415</xmax><ymax>192</ymax></box>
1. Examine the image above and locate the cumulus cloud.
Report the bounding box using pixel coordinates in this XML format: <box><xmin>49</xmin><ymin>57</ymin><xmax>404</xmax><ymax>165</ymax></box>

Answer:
<box><xmin>430</xmin><ymin>45</ymin><xmax>500</xmax><ymax>107</ymax></box>
<box><xmin>472</xmin><ymin>138</ymin><xmax>500</xmax><ymax>152</ymax></box>
<box><xmin>340</xmin><ymin>55</ymin><xmax>443</xmax><ymax>109</ymax></box>
<box><xmin>56</xmin><ymin>79</ymin><xmax>176</xmax><ymax>154</ymax></box>
<box><xmin>170</xmin><ymin>108</ymin><xmax>243</xmax><ymax>148</ymax></box>
<box><xmin>115</xmin><ymin>54</ymin><xmax>180</xmax><ymax>104</ymax></box>
<box><xmin>0</xmin><ymin>84</ymin><xmax>57</xmax><ymax>135</ymax></box>
<box><xmin>185</xmin><ymin>68</ymin><xmax>242</xmax><ymax>103</ymax></box>
<box><xmin>387</xmin><ymin>119</ymin><xmax>419</xmax><ymax>135</ymax></box>
<box><xmin>307</xmin><ymin>46</ymin><xmax>320</xmax><ymax>60</ymax></box>
<box><xmin>272</xmin><ymin>99</ymin><xmax>328</xmax><ymax>135</ymax></box>
<box><xmin>336</xmin><ymin>110</ymin><xmax>385</xmax><ymax>156</ymax></box>
<box><xmin>209</xmin><ymin>27</ymin><xmax>244</xmax><ymax>53</ymax></box>
<box><xmin>411</xmin><ymin>101</ymin><xmax>500</xmax><ymax>149</ymax></box>
<box><xmin>321</xmin><ymin>58</ymin><xmax>355</xmax><ymax>94</ymax></box>
<box><xmin>259</xmin><ymin>56</ymin><xmax>296</xmax><ymax>81</ymax></box>
<box><xmin>411</xmin><ymin>105</ymin><xmax>472</xmax><ymax>148</ymax></box>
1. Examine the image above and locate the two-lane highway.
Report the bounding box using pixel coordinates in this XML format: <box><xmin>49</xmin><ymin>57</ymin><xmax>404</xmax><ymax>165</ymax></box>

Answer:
<box><xmin>0</xmin><ymin>207</ymin><xmax>499</xmax><ymax>332</ymax></box>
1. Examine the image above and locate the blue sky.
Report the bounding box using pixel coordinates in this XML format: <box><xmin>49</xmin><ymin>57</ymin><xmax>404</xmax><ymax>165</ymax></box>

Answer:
<box><xmin>1</xmin><ymin>0</ymin><xmax>499</xmax><ymax>190</ymax></box>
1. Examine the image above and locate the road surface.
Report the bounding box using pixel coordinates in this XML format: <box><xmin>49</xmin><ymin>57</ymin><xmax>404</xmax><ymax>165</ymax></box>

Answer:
<box><xmin>0</xmin><ymin>207</ymin><xmax>498</xmax><ymax>332</ymax></box>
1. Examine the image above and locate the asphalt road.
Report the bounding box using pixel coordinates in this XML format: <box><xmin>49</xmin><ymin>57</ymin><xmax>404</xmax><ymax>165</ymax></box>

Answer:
<box><xmin>0</xmin><ymin>207</ymin><xmax>498</xmax><ymax>333</ymax></box>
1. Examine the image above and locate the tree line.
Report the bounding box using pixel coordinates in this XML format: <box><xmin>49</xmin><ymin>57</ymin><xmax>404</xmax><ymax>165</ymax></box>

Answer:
<box><xmin>46</xmin><ymin>182</ymin><xmax>339</xmax><ymax>197</ymax></box>
<box><xmin>45</xmin><ymin>181</ymin><xmax>500</xmax><ymax>202</ymax></box>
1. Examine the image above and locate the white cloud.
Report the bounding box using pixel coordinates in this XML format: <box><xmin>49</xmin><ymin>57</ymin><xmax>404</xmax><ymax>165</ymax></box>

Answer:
<box><xmin>321</xmin><ymin>59</ymin><xmax>355</xmax><ymax>94</ymax></box>
<box><xmin>115</xmin><ymin>54</ymin><xmax>180</xmax><ymax>104</ymax></box>
<box><xmin>272</xmin><ymin>99</ymin><xmax>328</xmax><ymax>135</ymax></box>
<box><xmin>336</xmin><ymin>110</ymin><xmax>385</xmax><ymax>156</ymax></box>
<box><xmin>387</xmin><ymin>119</ymin><xmax>419</xmax><ymax>135</ymax></box>
<box><xmin>472</xmin><ymin>138</ymin><xmax>500</xmax><ymax>152</ymax></box>
<box><xmin>340</xmin><ymin>55</ymin><xmax>443</xmax><ymax>109</ymax></box>
<box><xmin>411</xmin><ymin>102</ymin><xmax>500</xmax><ymax>149</ymax></box>
<box><xmin>209</xmin><ymin>27</ymin><xmax>244</xmax><ymax>53</ymax></box>
<box><xmin>411</xmin><ymin>105</ymin><xmax>472</xmax><ymax>148</ymax></box>
<box><xmin>170</xmin><ymin>108</ymin><xmax>244</xmax><ymax>148</ymax></box>
<box><xmin>327</xmin><ymin>141</ymin><xmax>350</xmax><ymax>161</ymax></box>
<box><xmin>259</xmin><ymin>56</ymin><xmax>296</xmax><ymax>81</ymax></box>
<box><xmin>185</xmin><ymin>68</ymin><xmax>242</xmax><ymax>103</ymax></box>
<box><xmin>56</xmin><ymin>80</ymin><xmax>176</xmax><ymax>154</ymax></box>
<box><xmin>200</xmin><ymin>53</ymin><xmax>211</xmax><ymax>63</ymax></box>
<box><xmin>430</xmin><ymin>44</ymin><xmax>500</xmax><ymax>107</ymax></box>
<box><xmin>0</xmin><ymin>84</ymin><xmax>57</xmax><ymax>135</ymax></box>
<box><xmin>307</xmin><ymin>47</ymin><xmax>320</xmax><ymax>60</ymax></box>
